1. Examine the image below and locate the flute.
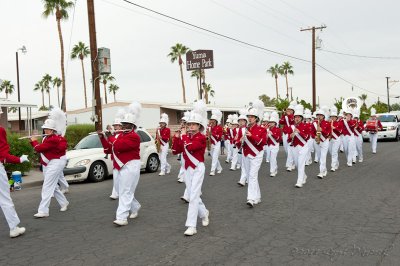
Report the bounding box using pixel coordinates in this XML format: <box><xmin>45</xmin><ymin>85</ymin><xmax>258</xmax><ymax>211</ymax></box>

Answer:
<box><xmin>18</xmin><ymin>134</ymin><xmax>48</xmax><ymax>140</ymax></box>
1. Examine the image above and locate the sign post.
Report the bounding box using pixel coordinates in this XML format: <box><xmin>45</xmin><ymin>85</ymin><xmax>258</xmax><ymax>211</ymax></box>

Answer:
<box><xmin>186</xmin><ymin>50</ymin><xmax>214</xmax><ymax>100</ymax></box>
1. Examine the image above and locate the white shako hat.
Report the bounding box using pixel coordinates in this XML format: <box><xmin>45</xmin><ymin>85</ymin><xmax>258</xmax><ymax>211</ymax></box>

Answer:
<box><xmin>262</xmin><ymin>112</ymin><xmax>270</xmax><ymax>122</ymax></box>
<box><xmin>231</xmin><ymin>114</ymin><xmax>239</xmax><ymax>125</ymax></box>
<box><xmin>159</xmin><ymin>113</ymin><xmax>169</xmax><ymax>125</ymax></box>
<box><xmin>294</xmin><ymin>104</ymin><xmax>304</xmax><ymax>118</ymax></box>
<box><xmin>304</xmin><ymin>108</ymin><xmax>312</xmax><ymax>119</ymax></box>
<box><xmin>121</xmin><ymin>102</ymin><xmax>142</xmax><ymax>127</ymax></box>
<box><xmin>187</xmin><ymin>100</ymin><xmax>208</xmax><ymax>133</ymax></box>
<box><xmin>247</xmin><ymin>99</ymin><xmax>265</xmax><ymax>122</ymax></box>
<box><xmin>269</xmin><ymin>111</ymin><xmax>279</xmax><ymax>124</ymax></box>
<box><xmin>330</xmin><ymin>106</ymin><xmax>338</xmax><ymax>117</ymax></box>
<box><xmin>210</xmin><ymin>109</ymin><xmax>222</xmax><ymax>124</ymax></box>
<box><xmin>238</xmin><ymin>108</ymin><xmax>248</xmax><ymax>122</ymax></box>
<box><xmin>287</xmin><ymin>100</ymin><xmax>297</xmax><ymax>111</ymax></box>
<box><xmin>42</xmin><ymin>107</ymin><xmax>67</xmax><ymax>136</ymax></box>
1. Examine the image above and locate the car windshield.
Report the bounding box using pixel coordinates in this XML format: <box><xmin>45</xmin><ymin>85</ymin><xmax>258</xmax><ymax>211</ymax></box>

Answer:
<box><xmin>74</xmin><ymin>135</ymin><xmax>103</xmax><ymax>150</ymax></box>
<box><xmin>377</xmin><ymin>115</ymin><xmax>397</xmax><ymax>122</ymax></box>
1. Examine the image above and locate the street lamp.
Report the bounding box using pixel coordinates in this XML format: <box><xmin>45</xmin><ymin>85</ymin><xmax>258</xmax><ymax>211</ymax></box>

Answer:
<box><xmin>16</xmin><ymin>45</ymin><xmax>27</xmax><ymax>131</ymax></box>
<box><xmin>386</xmin><ymin>77</ymin><xmax>399</xmax><ymax>113</ymax></box>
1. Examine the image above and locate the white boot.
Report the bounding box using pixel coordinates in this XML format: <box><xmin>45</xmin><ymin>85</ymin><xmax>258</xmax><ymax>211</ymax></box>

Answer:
<box><xmin>10</xmin><ymin>227</ymin><xmax>26</xmax><ymax>238</ymax></box>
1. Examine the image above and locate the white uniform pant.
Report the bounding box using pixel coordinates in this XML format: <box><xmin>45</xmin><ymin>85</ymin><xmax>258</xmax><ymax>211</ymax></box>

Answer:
<box><xmin>58</xmin><ymin>173</ymin><xmax>69</xmax><ymax>191</ymax></box>
<box><xmin>239</xmin><ymin>153</ymin><xmax>248</xmax><ymax>184</ymax></box>
<box><xmin>116</xmin><ymin>160</ymin><xmax>141</xmax><ymax>221</ymax></box>
<box><xmin>369</xmin><ymin>132</ymin><xmax>378</xmax><ymax>153</ymax></box>
<box><xmin>306</xmin><ymin>139</ymin><xmax>313</xmax><ymax>164</ymax></box>
<box><xmin>342</xmin><ymin>135</ymin><xmax>356</xmax><ymax>165</ymax></box>
<box><xmin>230</xmin><ymin>147</ymin><xmax>239</xmax><ymax>169</ymax></box>
<box><xmin>210</xmin><ymin>142</ymin><xmax>222</xmax><ymax>172</ymax></box>
<box><xmin>160</xmin><ymin>144</ymin><xmax>171</xmax><ymax>173</ymax></box>
<box><xmin>339</xmin><ymin>135</ymin><xmax>344</xmax><ymax>151</ymax></box>
<box><xmin>329</xmin><ymin>138</ymin><xmax>340</xmax><ymax>170</ymax></box>
<box><xmin>290</xmin><ymin>145</ymin><xmax>308</xmax><ymax>185</ymax></box>
<box><xmin>318</xmin><ymin>140</ymin><xmax>329</xmax><ymax>173</ymax></box>
<box><xmin>313</xmin><ymin>139</ymin><xmax>321</xmax><ymax>162</ymax></box>
<box><xmin>0</xmin><ymin>164</ymin><xmax>20</xmax><ymax>230</ymax></box>
<box><xmin>39</xmin><ymin>158</ymin><xmax>69</xmax><ymax>214</ymax></box>
<box><xmin>283</xmin><ymin>134</ymin><xmax>294</xmax><ymax>168</ymax></box>
<box><xmin>242</xmin><ymin>151</ymin><xmax>264</xmax><ymax>201</ymax></box>
<box><xmin>226</xmin><ymin>141</ymin><xmax>232</xmax><ymax>162</ymax></box>
<box><xmin>185</xmin><ymin>163</ymin><xmax>207</xmax><ymax>228</ymax></box>
<box><xmin>263</xmin><ymin>145</ymin><xmax>270</xmax><ymax>162</ymax></box>
<box><xmin>355</xmin><ymin>135</ymin><xmax>363</xmax><ymax>160</ymax></box>
<box><xmin>111</xmin><ymin>169</ymin><xmax>119</xmax><ymax>198</ymax></box>
<box><xmin>178</xmin><ymin>155</ymin><xmax>186</xmax><ymax>180</ymax></box>
<box><xmin>268</xmin><ymin>144</ymin><xmax>279</xmax><ymax>174</ymax></box>
<box><xmin>237</xmin><ymin>152</ymin><xmax>242</xmax><ymax>167</ymax></box>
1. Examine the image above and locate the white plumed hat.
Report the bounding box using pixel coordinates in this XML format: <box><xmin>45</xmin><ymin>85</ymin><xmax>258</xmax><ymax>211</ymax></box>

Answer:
<box><xmin>247</xmin><ymin>99</ymin><xmax>265</xmax><ymax>120</ymax></box>
<box><xmin>181</xmin><ymin>111</ymin><xmax>191</xmax><ymax>122</ymax></box>
<box><xmin>210</xmin><ymin>109</ymin><xmax>223</xmax><ymax>124</ymax></box>
<box><xmin>121</xmin><ymin>102</ymin><xmax>142</xmax><ymax>126</ymax></box>
<box><xmin>262</xmin><ymin>112</ymin><xmax>270</xmax><ymax>122</ymax></box>
<box><xmin>287</xmin><ymin>101</ymin><xmax>297</xmax><ymax>111</ymax></box>
<box><xmin>159</xmin><ymin>113</ymin><xmax>169</xmax><ymax>125</ymax></box>
<box><xmin>113</xmin><ymin>108</ymin><xmax>125</xmax><ymax>126</ymax></box>
<box><xmin>226</xmin><ymin>114</ymin><xmax>233</xmax><ymax>124</ymax></box>
<box><xmin>238</xmin><ymin>108</ymin><xmax>248</xmax><ymax>122</ymax></box>
<box><xmin>304</xmin><ymin>108</ymin><xmax>312</xmax><ymax>119</ymax></box>
<box><xmin>231</xmin><ymin>114</ymin><xmax>239</xmax><ymax>125</ymax></box>
<box><xmin>294</xmin><ymin>104</ymin><xmax>304</xmax><ymax>117</ymax></box>
<box><xmin>188</xmin><ymin>100</ymin><xmax>208</xmax><ymax>133</ymax></box>
<box><xmin>330</xmin><ymin>106</ymin><xmax>338</xmax><ymax>117</ymax></box>
<box><xmin>269</xmin><ymin>111</ymin><xmax>279</xmax><ymax>124</ymax></box>
<box><xmin>43</xmin><ymin>107</ymin><xmax>67</xmax><ymax>136</ymax></box>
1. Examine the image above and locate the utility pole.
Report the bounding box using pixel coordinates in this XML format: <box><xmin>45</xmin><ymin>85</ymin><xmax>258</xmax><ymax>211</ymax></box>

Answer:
<box><xmin>87</xmin><ymin>0</ymin><xmax>102</xmax><ymax>131</ymax></box>
<box><xmin>301</xmin><ymin>25</ymin><xmax>326</xmax><ymax>111</ymax></box>
<box><xmin>386</xmin><ymin>77</ymin><xmax>390</xmax><ymax>113</ymax></box>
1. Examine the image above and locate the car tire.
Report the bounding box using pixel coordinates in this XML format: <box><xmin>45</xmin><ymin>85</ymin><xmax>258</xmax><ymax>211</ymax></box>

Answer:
<box><xmin>88</xmin><ymin>161</ymin><xmax>107</xmax><ymax>182</ymax></box>
<box><xmin>146</xmin><ymin>154</ymin><xmax>160</xmax><ymax>173</ymax></box>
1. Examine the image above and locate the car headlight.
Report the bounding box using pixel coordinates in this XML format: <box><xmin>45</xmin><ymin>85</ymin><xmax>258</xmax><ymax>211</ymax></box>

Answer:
<box><xmin>74</xmin><ymin>159</ymin><xmax>91</xmax><ymax>166</ymax></box>
<box><xmin>387</xmin><ymin>126</ymin><xmax>396</xmax><ymax>130</ymax></box>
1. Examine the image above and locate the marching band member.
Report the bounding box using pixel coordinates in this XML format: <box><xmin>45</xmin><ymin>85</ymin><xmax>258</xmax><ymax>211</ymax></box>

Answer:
<box><xmin>100</xmin><ymin>102</ymin><xmax>142</xmax><ymax>226</ymax></box>
<box><xmin>31</xmin><ymin>108</ymin><xmax>69</xmax><ymax>218</ymax></box>
<box><xmin>303</xmin><ymin>109</ymin><xmax>313</xmax><ymax>166</ymax></box>
<box><xmin>328</xmin><ymin>106</ymin><xmax>342</xmax><ymax>172</ymax></box>
<box><xmin>261</xmin><ymin>112</ymin><xmax>270</xmax><ymax>163</ymax></box>
<box><xmin>312</xmin><ymin>111</ymin><xmax>321</xmax><ymax>164</ymax></box>
<box><xmin>224</xmin><ymin>115</ymin><xmax>233</xmax><ymax>163</ymax></box>
<box><xmin>313</xmin><ymin>107</ymin><xmax>331</xmax><ymax>178</ymax></box>
<box><xmin>236</xmin><ymin>109</ymin><xmax>249</xmax><ymax>185</ymax></box>
<box><xmin>288</xmin><ymin>105</ymin><xmax>310</xmax><ymax>188</ymax></box>
<box><xmin>338</xmin><ymin>110</ymin><xmax>345</xmax><ymax>153</ymax></box>
<box><xmin>340</xmin><ymin>108</ymin><xmax>357</xmax><ymax>167</ymax></box>
<box><xmin>229</xmin><ymin>114</ymin><xmax>240</xmax><ymax>171</ymax></box>
<box><xmin>174</xmin><ymin>111</ymin><xmax>190</xmax><ymax>184</ymax></box>
<box><xmin>279</xmin><ymin>101</ymin><xmax>296</xmax><ymax>172</ymax></box>
<box><xmin>0</xmin><ymin>106</ymin><xmax>28</xmax><ymax>238</ymax></box>
<box><xmin>353</xmin><ymin>110</ymin><xmax>364</xmax><ymax>163</ymax></box>
<box><xmin>157</xmin><ymin>113</ymin><xmax>171</xmax><ymax>176</ymax></box>
<box><xmin>267</xmin><ymin>112</ymin><xmax>282</xmax><ymax>177</ymax></box>
<box><xmin>365</xmin><ymin>108</ymin><xmax>383</xmax><ymax>154</ymax></box>
<box><xmin>173</xmin><ymin>100</ymin><xmax>209</xmax><ymax>236</ymax></box>
<box><xmin>208</xmin><ymin>109</ymin><xmax>223</xmax><ymax>176</ymax></box>
<box><xmin>238</xmin><ymin>100</ymin><xmax>266</xmax><ymax>207</ymax></box>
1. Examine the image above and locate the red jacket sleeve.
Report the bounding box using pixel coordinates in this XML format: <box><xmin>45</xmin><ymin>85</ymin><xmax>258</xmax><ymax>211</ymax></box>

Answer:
<box><xmin>171</xmin><ymin>136</ymin><xmax>183</xmax><ymax>155</ymax></box>
<box><xmin>248</xmin><ymin>127</ymin><xmax>265</xmax><ymax>145</ymax></box>
<box><xmin>183</xmin><ymin>134</ymin><xmax>206</xmax><ymax>152</ymax></box>
<box><xmin>378</xmin><ymin>121</ymin><xmax>383</xmax><ymax>130</ymax></box>
<box><xmin>321</xmin><ymin>121</ymin><xmax>331</xmax><ymax>137</ymax></box>
<box><xmin>0</xmin><ymin>128</ymin><xmax>21</xmax><ymax>164</ymax></box>
<box><xmin>113</xmin><ymin>133</ymin><xmax>140</xmax><ymax>152</ymax></box>
<box><xmin>161</xmin><ymin>128</ymin><xmax>171</xmax><ymax>143</ymax></box>
<box><xmin>100</xmin><ymin>136</ymin><xmax>112</xmax><ymax>154</ymax></box>
<box><xmin>272</xmin><ymin>128</ymin><xmax>282</xmax><ymax>142</ymax></box>
<box><xmin>279</xmin><ymin>115</ymin><xmax>285</xmax><ymax>126</ymax></box>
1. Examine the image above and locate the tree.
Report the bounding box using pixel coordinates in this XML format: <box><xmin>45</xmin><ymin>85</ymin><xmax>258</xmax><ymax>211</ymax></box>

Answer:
<box><xmin>280</xmin><ymin>61</ymin><xmax>294</xmax><ymax>100</ymax></box>
<box><xmin>108</xmin><ymin>84</ymin><xmax>119</xmax><ymax>102</ymax></box>
<box><xmin>42</xmin><ymin>0</ymin><xmax>75</xmax><ymax>112</ymax></box>
<box><xmin>371</xmin><ymin>101</ymin><xmax>388</xmax><ymax>114</ymax></box>
<box><xmin>0</xmin><ymin>80</ymin><xmax>15</xmax><ymax>99</ymax></box>
<box><xmin>191</xmin><ymin>70</ymin><xmax>201</xmax><ymax>99</ymax></box>
<box><xmin>41</xmin><ymin>74</ymin><xmax>52</xmax><ymax>108</ymax></box>
<box><xmin>391</xmin><ymin>103</ymin><xmax>400</xmax><ymax>111</ymax></box>
<box><xmin>333</xmin><ymin>97</ymin><xmax>344</xmax><ymax>111</ymax></box>
<box><xmin>34</xmin><ymin>81</ymin><xmax>46</xmax><ymax>108</ymax></box>
<box><xmin>274</xmin><ymin>97</ymin><xmax>290</xmax><ymax>112</ymax></box>
<box><xmin>52</xmin><ymin>77</ymin><xmax>62</xmax><ymax>107</ymax></box>
<box><xmin>358</xmin><ymin>94</ymin><xmax>368</xmax><ymax>108</ymax></box>
<box><xmin>71</xmin><ymin>41</ymin><xmax>90</xmax><ymax>108</ymax></box>
<box><xmin>267</xmin><ymin>64</ymin><xmax>282</xmax><ymax>99</ymax></box>
<box><xmin>8</xmin><ymin>107</ymin><xmax>18</xmax><ymax>113</ymax></box>
<box><xmin>299</xmin><ymin>99</ymin><xmax>312</xmax><ymax>111</ymax></box>
<box><xmin>101</xmin><ymin>74</ymin><xmax>115</xmax><ymax>104</ymax></box>
<box><xmin>167</xmin><ymin>43</ymin><xmax>190</xmax><ymax>103</ymax></box>
<box><xmin>258</xmin><ymin>94</ymin><xmax>276</xmax><ymax>107</ymax></box>
<box><xmin>203</xmin><ymin>83</ymin><xmax>215</xmax><ymax>104</ymax></box>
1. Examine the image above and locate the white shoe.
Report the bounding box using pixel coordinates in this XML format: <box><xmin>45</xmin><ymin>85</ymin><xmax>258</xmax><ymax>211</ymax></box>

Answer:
<box><xmin>266</xmin><ymin>160</ymin><xmax>270</xmax><ymax>163</ymax></box>
<box><xmin>10</xmin><ymin>227</ymin><xmax>26</xmax><ymax>238</ymax></box>
<box><xmin>225</xmin><ymin>159</ymin><xmax>230</xmax><ymax>163</ymax></box>
<box><xmin>180</xmin><ymin>196</ymin><xmax>189</xmax><ymax>203</ymax></box>
<box><xmin>236</xmin><ymin>165</ymin><xmax>241</xmax><ymax>169</ymax></box>
<box><xmin>330</xmin><ymin>168</ymin><xmax>335</xmax><ymax>172</ymax></box>
<box><xmin>34</xmin><ymin>213</ymin><xmax>49</xmax><ymax>218</ymax></box>
<box><xmin>230</xmin><ymin>167</ymin><xmax>236</xmax><ymax>171</ymax></box>
<box><xmin>202</xmin><ymin>210</ymin><xmax>210</xmax><ymax>227</ymax></box>
<box><xmin>113</xmin><ymin>219</ymin><xmax>128</xmax><ymax>226</ymax></box>
<box><xmin>347</xmin><ymin>163</ymin><xmax>352</xmax><ymax>167</ymax></box>
<box><xmin>209</xmin><ymin>171</ymin><xmax>215</xmax><ymax>176</ymax></box>
<box><xmin>109</xmin><ymin>195</ymin><xmax>118</xmax><ymax>200</ymax></box>
<box><xmin>286</xmin><ymin>167</ymin><xmax>292</xmax><ymax>172</ymax></box>
<box><xmin>159</xmin><ymin>172</ymin><xmax>165</xmax><ymax>176</ymax></box>
<box><xmin>129</xmin><ymin>212</ymin><xmax>138</xmax><ymax>219</ymax></box>
<box><xmin>254</xmin><ymin>199</ymin><xmax>261</xmax><ymax>205</ymax></box>
<box><xmin>184</xmin><ymin>227</ymin><xmax>197</xmax><ymax>236</ymax></box>
<box><xmin>246</xmin><ymin>200</ymin><xmax>254</xmax><ymax>208</ymax></box>
<box><xmin>166</xmin><ymin>167</ymin><xmax>171</xmax><ymax>174</ymax></box>
<box><xmin>359</xmin><ymin>159</ymin><xmax>363</xmax><ymax>163</ymax></box>
<box><xmin>237</xmin><ymin>181</ymin><xmax>245</xmax><ymax>187</ymax></box>
<box><xmin>302</xmin><ymin>175</ymin><xmax>308</xmax><ymax>185</ymax></box>
<box><xmin>270</xmin><ymin>172</ymin><xmax>276</xmax><ymax>177</ymax></box>
<box><xmin>372</xmin><ymin>151</ymin><xmax>376</xmax><ymax>154</ymax></box>
<box><xmin>323</xmin><ymin>171</ymin><xmax>327</xmax><ymax>177</ymax></box>
<box><xmin>314</xmin><ymin>160</ymin><xmax>319</xmax><ymax>163</ymax></box>
<box><xmin>61</xmin><ymin>188</ymin><xmax>69</xmax><ymax>194</ymax></box>
<box><xmin>217</xmin><ymin>169</ymin><xmax>222</xmax><ymax>174</ymax></box>
<box><xmin>295</xmin><ymin>183</ymin><xmax>303</xmax><ymax>188</ymax></box>
<box><xmin>60</xmin><ymin>202</ymin><xmax>69</xmax><ymax>212</ymax></box>
<box><xmin>317</xmin><ymin>172</ymin><xmax>324</xmax><ymax>179</ymax></box>
<box><xmin>177</xmin><ymin>178</ymin><xmax>184</xmax><ymax>183</ymax></box>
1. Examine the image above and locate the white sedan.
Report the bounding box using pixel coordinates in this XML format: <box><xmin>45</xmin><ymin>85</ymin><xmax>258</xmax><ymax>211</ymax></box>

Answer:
<box><xmin>64</xmin><ymin>128</ymin><xmax>160</xmax><ymax>182</ymax></box>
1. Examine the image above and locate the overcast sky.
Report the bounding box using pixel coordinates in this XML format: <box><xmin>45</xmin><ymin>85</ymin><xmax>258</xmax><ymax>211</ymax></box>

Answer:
<box><xmin>1</xmin><ymin>0</ymin><xmax>399</xmax><ymax>111</ymax></box>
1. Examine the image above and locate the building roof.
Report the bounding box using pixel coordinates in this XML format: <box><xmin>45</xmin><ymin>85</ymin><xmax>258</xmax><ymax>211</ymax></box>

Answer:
<box><xmin>0</xmin><ymin>98</ymin><xmax>37</xmax><ymax>108</ymax></box>
<box><xmin>8</xmin><ymin>111</ymin><xmax>49</xmax><ymax>121</ymax></box>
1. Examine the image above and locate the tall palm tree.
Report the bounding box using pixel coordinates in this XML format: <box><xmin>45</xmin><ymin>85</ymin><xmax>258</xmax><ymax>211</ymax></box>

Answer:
<box><xmin>280</xmin><ymin>61</ymin><xmax>294</xmax><ymax>100</ymax></box>
<box><xmin>191</xmin><ymin>70</ymin><xmax>201</xmax><ymax>99</ymax></box>
<box><xmin>52</xmin><ymin>77</ymin><xmax>62</xmax><ymax>107</ymax></box>
<box><xmin>167</xmin><ymin>43</ymin><xmax>190</xmax><ymax>103</ymax></box>
<box><xmin>0</xmin><ymin>80</ymin><xmax>15</xmax><ymax>99</ymax></box>
<box><xmin>108</xmin><ymin>84</ymin><xmax>119</xmax><ymax>102</ymax></box>
<box><xmin>267</xmin><ymin>64</ymin><xmax>282</xmax><ymax>99</ymax></box>
<box><xmin>41</xmin><ymin>74</ymin><xmax>52</xmax><ymax>108</ymax></box>
<box><xmin>358</xmin><ymin>93</ymin><xmax>368</xmax><ymax>108</ymax></box>
<box><xmin>42</xmin><ymin>0</ymin><xmax>75</xmax><ymax>112</ymax></box>
<box><xmin>101</xmin><ymin>74</ymin><xmax>115</xmax><ymax>104</ymax></box>
<box><xmin>203</xmin><ymin>83</ymin><xmax>215</xmax><ymax>104</ymax></box>
<box><xmin>71</xmin><ymin>41</ymin><xmax>90</xmax><ymax>108</ymax></box>
<box><xmin>34</xmin><ymin>81</ymin><xmax>46</xmax><ymax>108</ymax></box>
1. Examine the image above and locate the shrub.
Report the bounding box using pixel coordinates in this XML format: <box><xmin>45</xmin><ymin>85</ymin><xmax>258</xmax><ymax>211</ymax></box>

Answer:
<box><xmin>65</xmin><ymin>124</ymin><xmax>95</xmax><ymax>149</ymax></box>
<box><xmin>5</xmin><ymin>132</ymin><xmax>37</xmax><ymax>174</ymax></box>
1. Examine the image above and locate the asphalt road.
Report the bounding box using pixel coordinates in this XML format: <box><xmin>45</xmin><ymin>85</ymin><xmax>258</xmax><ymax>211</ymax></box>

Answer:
<box><xmin>0</xmin><ymin>141</ymin><xmax>399</xmax><ymax>266</ymax></box>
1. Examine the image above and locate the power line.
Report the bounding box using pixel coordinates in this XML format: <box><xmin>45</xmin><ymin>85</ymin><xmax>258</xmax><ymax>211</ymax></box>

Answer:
<box><xmin>319</xmin><ymin>49</ymin><xmax>400</xmax><ymax>60</ymax></box>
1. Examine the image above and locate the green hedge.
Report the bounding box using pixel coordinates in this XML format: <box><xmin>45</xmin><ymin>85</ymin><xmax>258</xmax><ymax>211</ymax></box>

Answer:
<box><xmin>5</xmin><ymin>132</ymin><xmax>37</xmax><ymax>174</ymax></box>
<box><xmin>65</xmin><ymin>124</ymin><xmax>95</xmax><ymax>149</ymax></box>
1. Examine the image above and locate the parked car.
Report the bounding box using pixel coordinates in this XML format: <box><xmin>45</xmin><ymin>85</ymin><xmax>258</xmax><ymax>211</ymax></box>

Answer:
<box><xmin>362</xmin><ymin>113</ymin><xmax>400</xmax><ymax>142</ymax></box>
<box><xmin>64</xmin><ymin>128</ymin><xmax>160</xmax><ymax>182</ymax></box>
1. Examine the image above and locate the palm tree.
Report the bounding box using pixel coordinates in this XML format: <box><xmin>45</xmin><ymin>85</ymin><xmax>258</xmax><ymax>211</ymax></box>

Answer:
<box><xmin>42</xmin><ymin>0</ymin><xmax>75</xmax><ymax>112</ymax></box>
<box><xmin>34</xmin><ymin>81</ymin><xmax>46</xmax><ymax>108</ymax></box>
<box><xmin>203</xmin><ymin>83</ymin><xmax>215</xmax><ymax>104</ymax></box>
<box><xmin>0</xmin><ymin>80</ymin><xmax>15</xmax><ymax>99</ymax></box>
<box><xmin>191</xmin><ymin>70</ymin><xmax>202</xmax><ymax>99</ymax></box>
<box><xmin>167</xmin><ymin>43</ymin><xmax>190</xmax><ymax>103</ymax></box>
<box><xmin>108</xmin><ymin>84</ymin><xmax>119</xmax><ymax>102</ymax></box>
<box><xmin>71</xmin><ymin>41</ymin><xmax>90</xmax><ymax>108</ymax></box>
<box><xmin>52</xmin><ymin>77</ymin><xmax>62</xmax><ymax>107</ymax></box>
<box><xmin>358</xmin><ymin>94</ymin><xmax>368</xmax><ymax>108</ymax></box>
<box><xmin>280</xmin><ymin>61</ymin><xmax>294</xmax><ymax>100</ymax></box>
<box><xmin>41</xmin><ymin>74</ymin><xmax>52</xmax><ymax>108</ymax></box>
<box><xmin>101</xmin><ymin>74</ymin><xmax>115</xmax><ymax>104</ymax></box>
<box><xmin>267</xmin><ymin>64</ymin><xmax>282</xmax><ymax>99</ymax></box>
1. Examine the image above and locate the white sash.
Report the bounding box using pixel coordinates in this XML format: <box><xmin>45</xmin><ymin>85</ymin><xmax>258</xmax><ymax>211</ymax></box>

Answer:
<box><xmin>40</xmin><ymin>153</ymin><xmax>50</xmax><ymax>164</ymax></box>
<box><xmin>285</xmin><ymin>116</ymin><xmax>290</xmax><ymax>127</ymax></box>
<box><xmin>354</xmin><ymin>128</ymin><xmax>360</xmax><ymax>136</ymax></box>
<box><xmin>332</xmin><ymin>131</ymin><xmax>339</xmax><ymax>140</ymax></box>
<box><xmin>313</xmin><ymin>122</ymin><xmax>326</xmax><ymax>141</ymax></box>
<box><xmin>268</xmin><ymin>131</ymin><xmax>278</xmax><ymax>145</ymax></box>
<box><xmin>343</xmin><ymin>120</ymin><xmax>354</xmax><ymax>136</ymax></box>
<box><xmin>244</xmin><ymin>137</ymin><xmax>261</xmax><ymax>156</ymax></box>
<box><xmin>112</xmin><ymin>146</ymin><xmax>124</xmax><ymax>168</ymax></box>
<box><xmin>291</xmin><ymin>125</ymin><xmax>307</xmax><ymax>145</ymax></box>
<box><xmin>184</xmin><ymin>146</ymin><xmax>200</xmax><ymax>167</ymax></box>
<box><xmin>158</xmin><ymin>129</ymin><xmax>167</xmax><ymax>146</ymax></box>
<box><xmin>229</xmin><ymin>129</ymin><xmax>234</xmax><ymax>139</ymax></box>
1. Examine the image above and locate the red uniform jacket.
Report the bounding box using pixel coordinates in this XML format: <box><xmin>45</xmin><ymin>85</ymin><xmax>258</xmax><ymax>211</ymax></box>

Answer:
<box><xmin>158</xmin><ymin>127</ymin><xmax>171</xmax><ymax>146</ymax></box>
<box><xmin>353</xmin><ymin>120</ymin><xmax>364</xmax><ymax>136</ymax></box>
<box><xmin>31</xmin><ymin>134</ymin><xmax>68</xmax><ymax>166</ymax></box>
<box><xmin>287</xmin><ymin>122</ymin><xmax>310</xmax><ymax>147</ymax></box>
<box><xmin>208</xmin><ymin>125</ymin><xmax>223</xmax><ymax>145</ymax></box>
<box><xmin>305</xmin><ymin>122</ymin><xmax>315</xmax><ymax>139</ymax></box>
<box><xmin>171</xmin><ymin>135</ymin><xmax>182</xmax><ymax>155</ymax></box>
<box><xmin>100</xmin><ymin>132</ymin><xmax>121</xmax><ymax>163</ymax></box>
<box><xmin>365</xmin><ymin>119</ymin><xmax>383</xmax><ymax>132</ymax></box>
<box><xmin>172</xmin><ymin>132</ymin><xmax>206</xmax><ymax>169</ymax></box>
<box><xmin>279</xmin><ymin>114</ymin><xmax>294</xmax><ymax>135</ymax></box>
<box><xmin>311</xmin><ymin>120</ymin><xmax>331</xmax><ymax>142</ymax></box>
<box><xmin>340</xmin><ymin>119</ymin><xmax>357</xmax><ymax>136</ymax></box>
<box><xmin>0</xmin><ymin>127</ymin><xmax>21</xmax><ymax>164</ymax></box>
<box><xmin>267</xmin><ymin>127</ymin><xmax>282</xmax><ymax>146</ymax></box>
<box><xmin>236</xmin><ymin>124</ymin><xmax>267</xmax><ymax>157</ymax></box>
<box><xmin>100</xmin><ymin>130</ymin><xmax>140</xmax><ymax>170</ymax></box>
<box><xmin>331</xmin><ymin>121</ymin><xmax>343</xmax><ymax>139</ymax></box>
<box><xmin>226</xmin><ymin>128</ymin><xmax>235</xmax><ymax>144</ymax></box>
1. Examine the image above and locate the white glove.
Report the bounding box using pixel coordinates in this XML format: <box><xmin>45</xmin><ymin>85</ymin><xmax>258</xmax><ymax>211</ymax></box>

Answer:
<box><xmin>20</xmin><ymin>155</ymin><xmax>29</xmax><ymax>163</ymax></box>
